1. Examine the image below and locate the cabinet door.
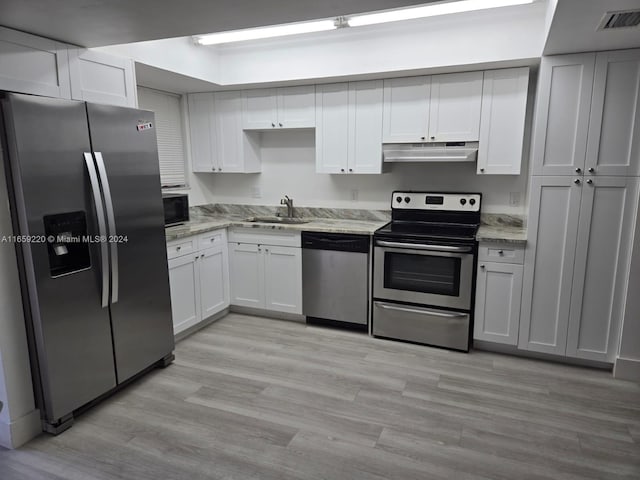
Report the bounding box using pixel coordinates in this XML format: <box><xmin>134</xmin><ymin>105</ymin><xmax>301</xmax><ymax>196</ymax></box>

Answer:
<box><xmin>199</xmin><ymin>245</ymin><xmax>230</xmax><ymax>319</ymax></box>
<box><xmin>531</xmin><ymin>54</ymin><xmax>596</xmax><ymax>175</ymax></box>
<box><xmin>214</xmin><ymin>91</ymin><xmax>245</xmax><ymax>172</ymax></box>
<box><xmin>382</xmin><ymin>76</ymin><xmax>430</xmax><ymax>143</ymax></box>
<box><xmin>277</xmin><ymin>86</ymin><xmax>315</xmax><ymax>128</ymax></box>
<box><xmin>263</xmin><ymin>246</ymin><xmax>302</xmax><ymax>314</ymax></box>
<box><xmin>168</xmin><ymin>254</ymin><xmax>201</xmax><ymax>334</ymax></box>
<box><xmin>567</xmin><ymin>177</ymin><xmax>640</xmax><ymax>362</ymax></box>
<box><xmin>68</xmin><ymin>49</ymin><xmax>137</xmax><ymax>107</ymax></box>
<box><xmin>477</xmin><ymin>68</ymin><xmax>530</xmax><ymax>175</ymax></box>
<box><xmin>315</xmin><ymin>84</ymin><xmax>349</xmax><ymax>173</ymax></box>
<box><xmin>229</xmin><ymin>242</ymin><xmax>264</xmax><ymax>308</ymax></box>
<box><xmin>474</xmin><ymin>262</ymin><xmax>523</xmax><ymax>345</ymax></box>
<box><xmin>519</xmin><ymin>176</ymin><xmax>582</xmax><ymax>355</ymax></box>
<box><xmin>348</xmin><ymin>80</ymin><xmax>384</xmax><ymax>174</ymax></box>
<box><xmin>187</xmin><ymin>93</ymin><xmax>216</xmax><ymax>172</ymax></box>
<box><xmin>242</xmin><ymin>88</ymin><xmax>277</xmax><ymax>129</ymax></box>
<box><xmin>0</xmin><ymin>27</ymin><xmax>71</xmax><ymax>99</ymax></box>
<box><xmin>586</xmin><ymin>50</ymin><xmax>640</xmax><ymax>177</ymax></box>
<box><xmin>429</xmin><ymin>71</ymin><xmax>483</xmax><ymax>142</ymax></box>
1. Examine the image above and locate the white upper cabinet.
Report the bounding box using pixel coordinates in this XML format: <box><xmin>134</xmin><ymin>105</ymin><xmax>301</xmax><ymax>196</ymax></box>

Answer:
<box><xmin>477</xmin><ymin>68</ymin><xmax>530</xmax><ymax>175</ymax></box>
<box><xmin>0</xmin><ymin>27</ymin><xmax>71</xmax><ymax>99</ymax></box>
<box><xmin>316</xmin><ymin>83</ymin><xmax>350</xmax><ymax>173</ymax></box>
<box><xmin>566</xmin><ymin>177</ymin><xmax>639</xmax><ymax>362</ymax></box>
<box><xmin>186</xmin><ymin>91</ymin><xmax>260</xmax><ymax>173</ymax></box>
<box><xmin>586</xmin><ymin>50</ymin><xmax>640</xmax><ymax>177</ymax></box>
<box><xmin>316</xmin><ymin>81</ymin><xmax>384</xmax><ymax>174</ymax></box>
<box><xmin>382</xmin><ymin>76</ymin><xmax>431</xmax><ymax>143</ymax></box>
<box><xmin>187</xmin><ymin>93</ymin><xmax>216</xmax><ymax>173</ymax></box>
<box><xmin>531</xmin><ymin>53</ymin><xmax>596</xmax><ymax>176</ymax></box>
<box><xmin>68</xmin><ymin>49</ymin><xmax>137</xmax><ymax>107</ymax></box>
<box><xmin>243</xmin><ymin>86</ymin><xmax>315</xmax><ymax>129</ymax></box>
<box><xmin>429</xmin><ymin>71</ymin><xmax>483</xmax><ymax>142</ymax></box>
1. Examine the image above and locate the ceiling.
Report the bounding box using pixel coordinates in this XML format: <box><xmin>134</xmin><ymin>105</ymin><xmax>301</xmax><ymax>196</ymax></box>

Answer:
<box><xmin>0</xmin><ymin>0</ymin><xmax>435</xmax><ymax>47</ymax></box>
<box><xmin>544</xmin><ymin>0</ymin><xmax>640</xmax><ymax>54</ymax></box>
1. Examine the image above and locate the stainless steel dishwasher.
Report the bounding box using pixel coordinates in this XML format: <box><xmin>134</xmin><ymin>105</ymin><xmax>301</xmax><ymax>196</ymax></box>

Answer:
<box><xmin>302</xmin><ymin>232</ymin><xmax>370</xmax><ymax>330</ymax></box>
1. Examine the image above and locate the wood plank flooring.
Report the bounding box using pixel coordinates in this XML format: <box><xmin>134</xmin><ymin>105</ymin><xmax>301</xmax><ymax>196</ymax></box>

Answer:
<box><xmin>1</xmin><ymin>313</ymin><xmax>639</xmax><ymax>479</ymax></box>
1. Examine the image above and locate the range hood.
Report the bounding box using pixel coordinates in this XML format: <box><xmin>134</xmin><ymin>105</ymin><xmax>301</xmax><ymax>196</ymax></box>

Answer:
<box><xmin>383</xmin><ymin>142</ymin><xmax>478</xmax><ymax>163</ymax></box>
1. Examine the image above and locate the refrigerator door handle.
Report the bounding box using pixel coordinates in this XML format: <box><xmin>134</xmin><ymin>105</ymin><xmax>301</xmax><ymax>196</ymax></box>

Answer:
<box><xmin>94</xmin><ymin>152</ymin><xmax>119</xmax><ymax>304</ymax></box>
<box><xmin>84</xmin><ymin>152</ymin><xmax>110</xmax><ymax>308</ymax></box>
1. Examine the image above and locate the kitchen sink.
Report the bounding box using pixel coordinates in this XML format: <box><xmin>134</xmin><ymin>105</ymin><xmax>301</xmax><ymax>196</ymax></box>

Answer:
<box><xmin>244</xmin><ymin>216</ymin><xmax>309</xmax><ymax>225</ymax></box>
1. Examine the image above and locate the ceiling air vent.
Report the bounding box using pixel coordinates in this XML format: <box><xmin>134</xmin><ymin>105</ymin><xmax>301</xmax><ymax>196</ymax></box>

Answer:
<box><xmin>598</xmin><ymin>10</ymin><xmax>640</xmax><ymax>30</ymax></box>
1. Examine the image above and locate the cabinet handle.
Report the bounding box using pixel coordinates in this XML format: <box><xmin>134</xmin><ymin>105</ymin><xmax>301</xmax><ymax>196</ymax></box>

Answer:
<box><xmin>586</xmin><ymin>179</ymin><xmax>593</xmax><ymax>185</ymax></box>
<box><xmin>279</xmin><ymin>123</ymin><xmax>283</xmax><ymax>127</ymax></box>
<box><xmin>176</xmin><ymin>246</ymin><xmax>181</xmax><ymax>251</ymax></box>
<box><xmin>340</xmin><ymin>168</ymin><xmax>345</xmax><ymax>172</ymax></box>
<box><xmin>588</xmin><ymin>167</ymin><xmax>595</xmax><ymax>173</ymax></box>
<box><xmin>430</xmin><ymin>136</ymin><xmax>435</xmax><ymax>140</ymax></box>
<box><xmin>420</xmin><ymin>136</ymin><xmax>426</xmax><ymax>141</ymax></box>
<box><xmin>574</xmin><ymin>178</ymin><xmax>581</xmax><ymax>185</ymax></box>
<box><xmin>498</xmin><ymin>250</ymin><xmax>504</xmax><ymax>255</ymax></box>
<box><xmin>480</xmin><ymin>264</ymin><xmax>485</xmax><ymax>269</ymax></box>
<box><xmin>271</xmin><ymin>123</ymin><xmax>275</xmax><ymax>127</ymax></box>
<box><xmin>218</xmin><ymin>167</ymin><xmax>222</xmax><ymax>171</ymax></box>
<box><xmin>349</xmin><ymin>168</ymin><xmax>353</xmax><ymax>172</ymax></box>
<box><xmin>480</xmin><ymin>168</ymin><xmax>485</xmax><ymax>173</ymax></box>
<box><xmin>575</xmin><ymin>167</ymin><xmax>582</xmax><ymax>173</ymax></box>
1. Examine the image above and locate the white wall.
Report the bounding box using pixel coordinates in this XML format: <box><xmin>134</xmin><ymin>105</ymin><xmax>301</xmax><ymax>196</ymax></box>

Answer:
<box><xmin>181</xmin><ymin>130</ymin><xmax>528</xmax><ymax>214</ymax></box>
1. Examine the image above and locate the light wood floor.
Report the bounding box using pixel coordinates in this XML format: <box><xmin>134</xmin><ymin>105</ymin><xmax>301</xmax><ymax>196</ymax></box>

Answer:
<box><xmin>1</xmin><ymin>313</ymin><xmax>639</xmax><ymax>479</ymax></box>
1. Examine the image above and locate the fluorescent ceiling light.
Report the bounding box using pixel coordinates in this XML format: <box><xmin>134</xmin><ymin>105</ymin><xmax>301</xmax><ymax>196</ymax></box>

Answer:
<box><xmin>195</xmin><ymin>20</ymin><xmax>336</xmax><ymax>45</ymax></box>
<box><xmin>349</xmin><ymin>0</ymin><xmax>536</xmax><ymax>27</ymax></box>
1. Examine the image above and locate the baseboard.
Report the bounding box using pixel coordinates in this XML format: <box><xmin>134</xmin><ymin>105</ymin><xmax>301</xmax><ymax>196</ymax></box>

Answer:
<box><xmin>614</xmin><ymin>357</ymin><xmax>640</xmax><ymax>382</ymax></box>
<box><xmin>230</xmin><ymin>305</ymin><xmax>305</xmax><ymax>323</ymax></box>
<box><xmin>175</xmin><ymin>308</ymin><xmax>229</xmax><ymax>343</ymax></box>
<box><xmin>0</xmin><ymin>408</ymin><xmax>41</xmax><ymax>449</ymax></box>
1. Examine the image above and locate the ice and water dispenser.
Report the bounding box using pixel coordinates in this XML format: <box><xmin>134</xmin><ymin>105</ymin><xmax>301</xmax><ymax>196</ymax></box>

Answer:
<box><xmin>43</xmin><ymin>211</ymin><xmax>91</xmax><ymax>277</ymax></box>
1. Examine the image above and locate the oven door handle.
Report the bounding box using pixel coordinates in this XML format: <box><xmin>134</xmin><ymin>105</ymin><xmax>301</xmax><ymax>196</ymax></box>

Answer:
<box><xmin>374</xmin><ymin>302</ymin><xmax>468</xmax><ymax>318</ymax></box>
<box><xmin>375</xmin><ymin>240</ymin><xmax>472</xmax><ymax>253</ymax></box>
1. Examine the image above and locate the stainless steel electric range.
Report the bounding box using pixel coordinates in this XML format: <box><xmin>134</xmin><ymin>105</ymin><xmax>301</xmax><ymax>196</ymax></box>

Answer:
<box><xmin>372</xmin><ymin>191</ymin><xmax>481</xmax><ymax>352</ymax></box>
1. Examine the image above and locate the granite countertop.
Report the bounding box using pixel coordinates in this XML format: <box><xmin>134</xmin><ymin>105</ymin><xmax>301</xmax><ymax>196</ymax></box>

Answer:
<box><xmin>476</xmin><ymin>214</ymin><xmax>527</xmax><ymax>245</ymax></box>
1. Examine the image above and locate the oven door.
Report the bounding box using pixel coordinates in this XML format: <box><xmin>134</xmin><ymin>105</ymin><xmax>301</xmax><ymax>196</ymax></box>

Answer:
<box><xmin>373</xmin><ymin>240</ymin><xmax>474</xmax><ymax>310</ymax></box>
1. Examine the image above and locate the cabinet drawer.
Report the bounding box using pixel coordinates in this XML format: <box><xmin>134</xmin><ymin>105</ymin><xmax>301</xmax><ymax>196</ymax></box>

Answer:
<box><xmin>198</xmin><ymin>229</ymin><xmax>227</xmax><ymax>251</ymax></box>
<box><xmin>478</xmin><ymin>243</ymin><xmax>524</xmax><ymax>264</ymax></box>
<box><xmin>167</xmin><ymin>237</ymin><xmax>196</xmax><ymax>259</ymax></box>
<box><xmin>229</xmin><ymin>228</ymin><xmax>301</xmax><ymax>247</ymax></box>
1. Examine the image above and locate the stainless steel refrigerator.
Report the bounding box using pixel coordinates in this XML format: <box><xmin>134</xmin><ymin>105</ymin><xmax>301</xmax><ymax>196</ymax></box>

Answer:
<box><xmin>0</xmin><ymin>92</ymin><xmax>174</xmax><ymax>434</ymax></box>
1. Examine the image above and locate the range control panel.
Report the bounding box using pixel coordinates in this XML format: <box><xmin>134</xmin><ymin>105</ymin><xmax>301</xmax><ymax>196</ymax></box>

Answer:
<box><xmin>391</xmin><ymin>192</ymin><xmax>481</xmax><ymax>212</ymax></box>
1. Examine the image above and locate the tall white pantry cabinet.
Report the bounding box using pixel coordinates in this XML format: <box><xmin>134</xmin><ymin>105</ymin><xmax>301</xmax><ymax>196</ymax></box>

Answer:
<box><xmin>520</xmin><ymin>50</ymin><xmax>640</xmax><ymax>363</ymax></box>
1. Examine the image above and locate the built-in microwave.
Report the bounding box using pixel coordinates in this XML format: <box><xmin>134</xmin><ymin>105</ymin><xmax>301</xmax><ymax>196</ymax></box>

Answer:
<box><xmin>162</xmin><ymin>193</ymin><xmax>189</xmax><ymax>226</ymax></box>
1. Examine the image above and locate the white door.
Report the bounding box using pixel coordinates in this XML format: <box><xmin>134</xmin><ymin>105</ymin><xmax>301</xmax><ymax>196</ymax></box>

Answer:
<box><xmin>214</xmin><ymin>91</ymin><xmax>244</xmax><ymax>172</ymax></box>
<box><xmin>168</xmin><ymin>254</ymin><xmax>200</xmax><ymax>334</ymax></box>
<box><xmin>187</xmin><ymin>93</ymin><xmax>216</xmax><ymax>172</ymax></box>
<box><xmin>586</xmin><ymin>49</ymin><xmax>640</xmax><ymax>177</ymax></box>
<box><xmin>277</xmin><ymin>86</ymin><xmax>315</xmax><ymax>128</ymax></box>
<box><xmin>382</xmin><ymin>76</ymin><xmax>430</xmax><ymax>143</ymax></box>
<box><xmin>348</xmin><ymin>80</ymin><xmax>384</xmax><ymax>174</ymax></box>
<box><xmin>263</xmin><ymin>246</ymin><xmax>302</xmax><ymax>314</ymax></box>
<box><xmin>477</xmin><ymin>68</ymin><xmax>530</xmax><ymax>175</ymax></box>
<box><xmin>0</xmin><ymin>27</ymin><xmax>71</xmax><ymax>99</ymax></box>
<box><xmin>242</xmin><ymin>89</ymin><xmax>277</xmax><ymax>129</ymax></box>
<box><xmin>68</xmin><ymin>49</ymin><xmax>137</xmax><ymax>107</ymax></box>
<box><xmin>199</xmin><ymin>246</ymin><xmax>230</xmax><ymax>319</ymax></box>
<box><xmin>315</xmin><ymin>84</ymin><xmax>349</xmax><ymax>173</ymax></box>
<box><xmin>531</xmin><ymin>53</ymin><xmax>596</xmax><ymax>176</ymax></box>
<box><xmin>229</xmin><ymin>242</ymin><xmax>264</xmax><ymax>308</ymax></box>
<box><xmin>519</xmin><ymin>176</ymin><xmax>583</xmax><ymax>355</ymax></box>
<box><xmin>474</xmin><ymin>262</ymin><xmax>523</xmax><ymax>345</ymax></box>
<box><xmin>566</xmin><ymin>177</ymin><xmax>640</xmax><ymax>362</ymax></box>
<box><xmin>428</xmin><ymin>71</ymin><xmax>483</xmax><ymax>142</ymax></box>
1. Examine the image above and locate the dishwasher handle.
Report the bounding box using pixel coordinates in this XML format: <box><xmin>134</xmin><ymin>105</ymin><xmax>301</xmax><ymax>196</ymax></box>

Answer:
<box><xmin>302</xmin><ymin>232</ymin><xmax>370</xmax><ymax>253</ymax></box>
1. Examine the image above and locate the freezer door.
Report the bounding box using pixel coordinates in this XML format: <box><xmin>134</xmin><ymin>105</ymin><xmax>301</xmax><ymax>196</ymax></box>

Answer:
<box><xmin>86</xmin><ymin>103</ymin><xmax>174</xmax><ymax>383</ymax></box>
<box><xmin>0</xmin><ymin>93</ymin><xmax>116</xmax><ymax>423</ymax></box>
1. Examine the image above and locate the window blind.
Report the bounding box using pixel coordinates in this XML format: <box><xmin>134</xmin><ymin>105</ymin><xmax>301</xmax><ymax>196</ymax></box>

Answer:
<box><xmin>137</xmin><ymin>87</ymin><xmax>187</xmax><ymax>188</ymax></box>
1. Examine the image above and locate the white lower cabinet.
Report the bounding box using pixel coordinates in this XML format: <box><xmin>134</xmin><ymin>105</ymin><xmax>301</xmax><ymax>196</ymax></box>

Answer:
<box><xmin>167</xmin><ymin>229</ymin><xmax>230</xmax><ymax>335</ymax></box>
<box><xmin>229</xmin><ymin>229</ymin><xmax>302</xmax><ymax>314</ymax></box>
<box><xmin>520</xmin><ymin>176</ymin><xmax>640</xmax><ymax>362</ymax></box>
<box><xmin>474</xmin><ymin>244</ymin><xmax>524</xmax><ymax>346</ymax></box>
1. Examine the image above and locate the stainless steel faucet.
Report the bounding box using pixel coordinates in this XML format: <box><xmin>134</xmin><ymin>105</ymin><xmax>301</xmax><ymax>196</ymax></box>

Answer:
<box><xmin>280</xmin><ymin>195</ymin><xmax>294</xmax><ymax>218</ymax></box>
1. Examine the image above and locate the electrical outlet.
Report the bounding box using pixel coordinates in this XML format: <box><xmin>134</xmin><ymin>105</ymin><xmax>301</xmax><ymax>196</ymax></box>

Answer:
<box><xmin>351</xmin><ymin>189</ymin><xmax>359</xmax><ymax>201</ymax></box>
<box><xmin>251</xmin><ymin>187</ymin><xmax>262</xmax><ymax>199</ymax></box>
<box><xmin>509</xmin><ymin>192</ymin><xmax>521</xmax><ymax>206</ymax></box>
